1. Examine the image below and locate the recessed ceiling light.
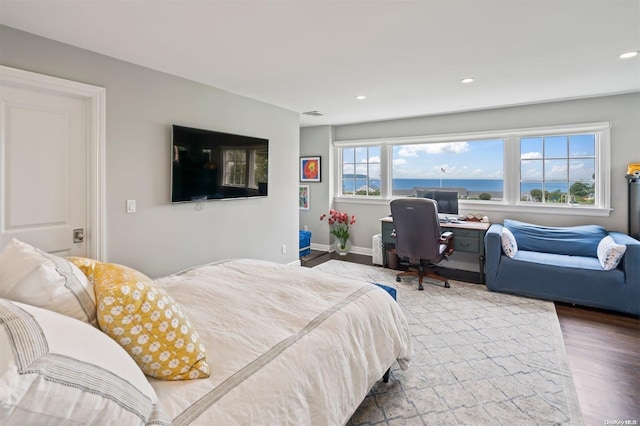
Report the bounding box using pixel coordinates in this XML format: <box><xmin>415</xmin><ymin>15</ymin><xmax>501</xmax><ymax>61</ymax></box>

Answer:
<box><xmin>461</xmin><ymin>78</ymin><xmax>475</xmax><ymax>84</ymax></box>
<box><xmin>356</xmin><ymin>95</ymin><xmax>366</xmax><ymax>100</ymax></box>
<box><xmin>620</xmin><ymin>51</ymin><xmax>639</xmax><ymax>59</ymax></box>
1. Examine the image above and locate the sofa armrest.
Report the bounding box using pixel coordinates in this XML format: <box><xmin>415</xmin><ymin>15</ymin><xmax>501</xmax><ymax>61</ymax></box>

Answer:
<box><xmin>609</xmin><ymin>232</ymin><xmax>640</xmax><ymax>287</ymax></box>
<box><xmin>484</xmin><ymin>224</ymin><xmax>503</xmax><ymax>287</ymax></box>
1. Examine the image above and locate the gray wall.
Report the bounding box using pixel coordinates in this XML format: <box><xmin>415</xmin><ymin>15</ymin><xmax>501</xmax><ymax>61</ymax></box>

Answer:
<box><xmin>299</xmin><ymin>126</ymin><xmax>333</xmax><ymax>247</ymax></box>
<box><xmin>303</xmin><ymin>93</ymin><xmax>640</xmax><ymax>269</ymax></box>
<box><xmin>1</xmin><ymin>26</ymin><xmax>301</xmax><ymax>277</ymax></box>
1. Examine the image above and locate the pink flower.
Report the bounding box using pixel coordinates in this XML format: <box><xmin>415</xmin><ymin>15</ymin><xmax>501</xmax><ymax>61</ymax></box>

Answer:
<box><xmin>319</xmin><ymin>209</ymin><xmax>356</xmax><ymax>242</ymax></box>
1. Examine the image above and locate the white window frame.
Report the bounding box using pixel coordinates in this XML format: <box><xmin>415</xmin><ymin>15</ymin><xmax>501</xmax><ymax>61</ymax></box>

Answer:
<box><xmin>333</xmin><ymin>122</ymin><xmax>611</xmax><ymax>217</ymax></box>
<box><xmin>221</xmin><ymin>146</ymin><xmax>264</xmax><ymax>189</ymax></box>
<box><xmin>222</xmin><ymin>147</ymin><xmax>247</xmax><ymax>187</ymax></box>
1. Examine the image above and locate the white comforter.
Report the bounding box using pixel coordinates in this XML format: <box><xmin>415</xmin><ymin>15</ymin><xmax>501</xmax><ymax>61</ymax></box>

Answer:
<box><xmin>151</xmin><ymin>259</ymin><xmax>412</xmax><ymax>426</ymax></box>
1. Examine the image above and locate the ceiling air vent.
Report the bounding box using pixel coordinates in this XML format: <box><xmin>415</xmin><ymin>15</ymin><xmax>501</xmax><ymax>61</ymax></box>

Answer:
<box><xmin>302</xmin><ymin>111</ymin><xmax>325</xmax><ymax>117</ymax></box>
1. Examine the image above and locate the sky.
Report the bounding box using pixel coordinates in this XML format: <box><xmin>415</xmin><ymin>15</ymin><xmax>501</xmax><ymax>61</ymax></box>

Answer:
<box><xmin>344</xmin><ymin>135</ymin><xmax>595</xmax><ymax>182</ymax></box>
<box><xmin>391</xmin><ymin>139</ymin><xmax>504</xmax><ymax>180</ymax></box>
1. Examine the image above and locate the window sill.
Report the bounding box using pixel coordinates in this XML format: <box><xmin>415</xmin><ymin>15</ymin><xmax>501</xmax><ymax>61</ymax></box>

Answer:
<box><xmin>334</xmin><ymin>196</ymin><xmax>612</xmax><ymax>217</ymax></box>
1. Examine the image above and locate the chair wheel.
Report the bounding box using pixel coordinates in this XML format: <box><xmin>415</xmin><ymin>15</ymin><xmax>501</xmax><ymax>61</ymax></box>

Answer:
<box><xmin>444</xmin><ymin>282</ymin><xmax>450</xmax><ymax>288</ymax></box>
<box><xmin>396</xmin><ymin>276</ymin><xmax>401</xmax><ymax>282</ymax></box>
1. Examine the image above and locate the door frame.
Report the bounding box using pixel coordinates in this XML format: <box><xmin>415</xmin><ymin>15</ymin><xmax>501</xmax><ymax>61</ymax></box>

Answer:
<box><xmin>0</xmin><ymin>65</ymin><xmax>106</xmax><ymax>260</ymax></box>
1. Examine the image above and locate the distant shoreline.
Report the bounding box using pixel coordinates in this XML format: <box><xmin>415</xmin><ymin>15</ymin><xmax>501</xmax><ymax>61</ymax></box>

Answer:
<box><xmin>394</xmin><ymin>188</ymin><xmax>504</xmax><ymax>200</ymax></box>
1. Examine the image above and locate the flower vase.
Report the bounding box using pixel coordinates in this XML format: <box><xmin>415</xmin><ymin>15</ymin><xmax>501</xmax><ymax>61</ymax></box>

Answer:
<box><xmin>335</xmin><ymin>238</ymin><xmax>351</xmax><ymax>256</ymax></box>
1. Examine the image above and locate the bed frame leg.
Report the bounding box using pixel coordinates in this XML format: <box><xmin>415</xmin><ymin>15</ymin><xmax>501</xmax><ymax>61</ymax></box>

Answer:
<box><xmin>382</xmin><ymin>368</ymin><xmax>390</xmax><ymax>383</ymax></box>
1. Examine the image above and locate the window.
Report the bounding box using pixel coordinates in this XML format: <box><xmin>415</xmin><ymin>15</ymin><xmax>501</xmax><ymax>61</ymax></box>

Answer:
<box><xmin>342</xmin><ymin>146</ymin><xmax>381</xmax><ymax>196</ymax></box>
<box><xmin>334</xmin><ymin>122</ymin><xmax>610</xmax><ymax>215</ymax></box>
<box><xmin>252</xmin><ymin>146</ymin><xmax>268</xmax><ymax>187</ymax></box>
<box><xmin>224</xmin><ymin>149</ymin><xmax>247</xmax><ymax>186</ymax></box>
<box><xmin>223</xmin><ymin>146</ymin><xmax>268</xmax><ymax>188</ymax></box>
<box><xmin>392</xmin><ymin>139</ymin><xmax>504</xmax><ymax>201</ymax></box>
<box><xmin>520</xmin><ymin>134</ymin><xmax>596</xmax><ymax>205</ymax></box>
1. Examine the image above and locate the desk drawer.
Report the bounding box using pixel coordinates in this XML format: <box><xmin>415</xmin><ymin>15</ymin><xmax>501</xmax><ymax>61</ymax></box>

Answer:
<box><xmin>381</xmin><ymin>221</ymin><xmax>395</xmax><ymax>244</ymax></box>
<box><xmin>447</xmin><ymin>228</ymin><xmax>482</xmax><ymax>239</ymax></box>
<box><xmin>454</xmin><ymin>236</ymin><xmax>480</xmax><ymax>253</ymax></box>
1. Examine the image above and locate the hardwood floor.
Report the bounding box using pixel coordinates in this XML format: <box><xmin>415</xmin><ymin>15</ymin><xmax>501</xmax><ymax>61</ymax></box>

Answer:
<box><xmin>302</xmin><ymin>250</ymin><xmax>640</xmax><ymax>426</ymax></box>
<box><xmin>556</xmin><ymin>304</ymin><xmax>640</xmax><ymax>426</ymax></box>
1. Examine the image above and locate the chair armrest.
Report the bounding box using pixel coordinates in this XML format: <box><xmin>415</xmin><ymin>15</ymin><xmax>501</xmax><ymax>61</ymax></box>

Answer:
<box><xmin>440</xmin><ymin>231</ymin><xmax>454</xmax><ymax>240</ymax></box>
<box><xmin>439</xmin><ymin>231</ymin><xmax>454</xmax><ymax>256</ymax></box>
<box><xmin>484</xmin><ymin>224</ymin><xmax>503</xmax><ymax>287</ymax></box>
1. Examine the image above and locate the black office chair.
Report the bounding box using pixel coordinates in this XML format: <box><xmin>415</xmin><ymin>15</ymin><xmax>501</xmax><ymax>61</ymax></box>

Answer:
<box><xmin>390</xmin><ymin>198</ymin><xmax>454</xmax><ymax>290</ymax></box>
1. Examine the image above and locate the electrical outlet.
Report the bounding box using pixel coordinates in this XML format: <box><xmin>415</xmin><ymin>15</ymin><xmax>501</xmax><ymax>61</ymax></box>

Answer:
<box><xmin>126</xmin><ymin>199</ymin><xmax>136</xmax><ymax>213</ymax></box>
<box><xmin>281</xmin><ymin>244</ymin><xmax>286</xmax><ymax>254</ymax></box>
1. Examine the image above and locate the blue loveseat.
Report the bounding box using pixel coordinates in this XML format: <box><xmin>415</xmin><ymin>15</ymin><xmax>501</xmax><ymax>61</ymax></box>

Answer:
<box><xmin>485</xmin><ymin>220</ymin><xmax>640</xmax><ymax>316</ymax></box>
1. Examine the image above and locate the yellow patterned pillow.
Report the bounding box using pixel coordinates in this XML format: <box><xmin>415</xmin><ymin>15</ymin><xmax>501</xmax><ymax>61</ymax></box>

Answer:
<box><xmin>93</xmin><ymin>262</ymin><xmax>209</xmax><ymax>380</ymax></box>
<box><xmin>67</xmin><ymin>256</ymin><xmax>99</xmax><ymax>283</ymax></box>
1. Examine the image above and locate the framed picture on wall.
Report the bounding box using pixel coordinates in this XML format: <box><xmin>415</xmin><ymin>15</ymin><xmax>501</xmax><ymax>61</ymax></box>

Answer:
<box><xmin>299</xmin><ymin>185</ymin><xmax>310</xmax><ymax>210</ymax></box>
<box><xmin>300</xmin><ymin>156</ymin><xmax>321</xmax><ymax>182</ymax></box>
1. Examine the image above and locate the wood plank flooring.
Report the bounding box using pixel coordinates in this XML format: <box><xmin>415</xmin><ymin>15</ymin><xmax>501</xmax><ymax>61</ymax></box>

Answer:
<box><xmin>302</xmin><ymin>251</ymin><xmax>640</xmax><ymax>426</ymax></box>
<box><xmin>556</xmin><ymin>304</ymin><xmax>639</xmax><ymax>426</ymax></box>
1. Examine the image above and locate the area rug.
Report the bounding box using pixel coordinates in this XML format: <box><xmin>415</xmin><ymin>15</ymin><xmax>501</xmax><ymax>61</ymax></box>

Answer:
<box><xmin>312</xmin><ymin>260</ymin><xmax>583</xmax><ymax>425</ymax></box>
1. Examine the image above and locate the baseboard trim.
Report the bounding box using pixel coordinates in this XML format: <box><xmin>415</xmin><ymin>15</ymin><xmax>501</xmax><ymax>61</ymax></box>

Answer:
<box><xmin>310</xmin><ymin>242</ymin><xmax>372</xmax><ymax>256</ymax></box>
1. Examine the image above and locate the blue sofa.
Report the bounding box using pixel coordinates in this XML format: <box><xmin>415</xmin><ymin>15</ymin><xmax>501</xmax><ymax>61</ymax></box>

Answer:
<box><xmin>485</xmin><ymin>220</ymin><xmax>640</xmax><ymax>316</ymax></box>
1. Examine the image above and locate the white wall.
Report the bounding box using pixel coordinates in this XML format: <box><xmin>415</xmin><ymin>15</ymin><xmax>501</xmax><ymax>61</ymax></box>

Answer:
<box><xmin>303</xmin><ymin>93</ymin><xmax>640</xmax><ymax>270</ymax></box>
<box><xmin>1</xmin><ymin>26</ymin><xmax>301</xmax><ymax>277</ymax></box>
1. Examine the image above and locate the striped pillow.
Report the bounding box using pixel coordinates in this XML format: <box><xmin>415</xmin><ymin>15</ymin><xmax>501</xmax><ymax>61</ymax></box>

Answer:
<box><xmin>0</xmin><ymin>239</ymin><xmax>96</xmax><ymax>326</ymax></box>
<box><xmin>0</xmin><ymin>298</ymin><xmax>169</xmax><ymax>424</ymax></box>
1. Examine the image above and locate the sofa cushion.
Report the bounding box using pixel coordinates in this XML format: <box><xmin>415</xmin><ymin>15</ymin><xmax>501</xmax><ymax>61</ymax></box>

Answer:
<box><xmin>503</xmin><ymin>219</ymin><xmax>607</xmax><ymax>257</ymax></box>
<box><xmin>513</xmin><ymin>250</ymin><xmax>604</xmax><ymax>271</ymax></box>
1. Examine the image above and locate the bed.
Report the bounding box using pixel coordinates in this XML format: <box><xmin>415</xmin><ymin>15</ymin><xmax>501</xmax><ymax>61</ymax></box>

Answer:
<box><xmin>0</xmin><ymin>239</ymin><xmax>412</xmax><ymax>425</ymax></box>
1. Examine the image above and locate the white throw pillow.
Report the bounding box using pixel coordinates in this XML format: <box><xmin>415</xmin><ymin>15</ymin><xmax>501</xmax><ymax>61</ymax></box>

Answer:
<box><xmin>0</xmin><ymin>239</ymin><xmax>96</xmax><ymax>325</ymax></box>
<box><xmin>597</xmin><ymin>236</ymin><xmax>626</xmax><ymax>270</ymax></box>
<box><xmin>0</xmin><ymin>299</ymin><xmax>169</xmax><ymax>424</ymax></box>
<box><xmin>501</xmin><ymin>227</ymin><xmax>518</xmax><ymax>258</ymax></box>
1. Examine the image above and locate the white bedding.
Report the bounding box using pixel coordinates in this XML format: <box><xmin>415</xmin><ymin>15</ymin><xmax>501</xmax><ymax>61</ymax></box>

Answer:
<box><xmin>151</xmin><ymin>259</ymin><xmax>412</xmax><ymax>425</ymax></box>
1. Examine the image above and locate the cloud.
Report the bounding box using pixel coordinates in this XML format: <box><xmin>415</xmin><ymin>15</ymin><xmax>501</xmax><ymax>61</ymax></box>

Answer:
<box><xmin>393</xmin><ymin>158</ymin><xmax>407</xmax><ymax>166</ymax></box>
<box><xmin>397</xmin><ymin>142</ymin><xmax>469</xmax><ymax>157</ymax></box>
<box><xmin>522</xmin><ymin>167</ymin><xmax>542</xmax><ymax>179</ymax></box>
<box><xmin>546</xmin><ymin>164</ymin><xmax>567</xmax><ymax>179</ymax></box>
<box><xmin>521</xmin><ymin>151</ymin><xmax>542</xmax><ymax>160</ymax></box>
<box><xmin>366</xmin><ymin>156</ymin><xmax>381</xmax><ymax>163</ymax></box>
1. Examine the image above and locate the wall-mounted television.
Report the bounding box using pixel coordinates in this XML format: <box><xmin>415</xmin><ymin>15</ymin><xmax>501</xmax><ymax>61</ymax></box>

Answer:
<box><xmin>171</xmin><ymin>125</ymin><xmax>268</xmax><ymax>203</ymax></box>
<box><xmin>415</xmin><ymin>189</ymin><xmax>459</xmax><ymax>217</ymax></box>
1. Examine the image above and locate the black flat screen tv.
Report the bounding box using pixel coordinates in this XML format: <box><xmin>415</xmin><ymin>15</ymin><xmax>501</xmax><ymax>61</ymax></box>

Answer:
<box><xmin>171</xmin><ymin>125</ymin><xmax>268</xmax><ymax>203</ymax></box>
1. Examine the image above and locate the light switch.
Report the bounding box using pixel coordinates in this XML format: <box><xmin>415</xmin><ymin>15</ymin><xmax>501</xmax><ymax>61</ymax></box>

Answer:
<box><xmin>126</xmin><ymin>199</ymin><xmax>136</xmax><ymax>213</ymax></box>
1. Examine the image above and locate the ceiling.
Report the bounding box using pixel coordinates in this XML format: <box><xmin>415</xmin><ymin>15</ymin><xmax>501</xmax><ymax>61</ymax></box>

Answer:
<box><xmin>1</xmin><ymin>0</ymin><xmax>639</xmax><ymax>127</ymax></box>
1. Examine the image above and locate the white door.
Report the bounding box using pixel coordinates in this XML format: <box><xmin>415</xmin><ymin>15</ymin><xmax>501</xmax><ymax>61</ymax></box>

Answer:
<box><xmin>0</xmin><ymin>66</ymin><xmax>105</xmax><ymax>257</ymax></box>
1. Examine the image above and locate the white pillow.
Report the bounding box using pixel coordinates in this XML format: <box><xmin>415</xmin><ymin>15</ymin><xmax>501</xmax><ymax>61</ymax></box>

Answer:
<box><xmin>501</xmin><ymin>227</ymin><xmax>518</xmax><ymax>258</ymax></box>
<box><xmin>597</xmin><ymin>236</ymin><xmax>626</xmax><ymax>270</ymax></box>
<box><xmin>0</xmin><ymin>298</ymin><xmax>169</xmax><ymax>424</ymax></box>
<box><xmin>0</xmin><ymin>238</ymin><xmax>96</xmax><ymax>326</ymax></box>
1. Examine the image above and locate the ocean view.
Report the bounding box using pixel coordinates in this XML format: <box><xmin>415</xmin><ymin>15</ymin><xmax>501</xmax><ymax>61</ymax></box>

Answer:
<box><xmin>393</xmin><ymin>178</ymin><xmax>503</xmax><ymax>191</ymax></box>
<box><xmin>344</xmin><ymin>179</ymin><xmax>571</xmax><ymax>194</ymax></box>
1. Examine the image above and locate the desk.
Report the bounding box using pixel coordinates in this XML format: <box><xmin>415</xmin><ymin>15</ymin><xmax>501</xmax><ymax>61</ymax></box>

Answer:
<box><xmin>380</xmin><ymin>217</ymin><xmax>491</xmax><ymax>284</ymax></box>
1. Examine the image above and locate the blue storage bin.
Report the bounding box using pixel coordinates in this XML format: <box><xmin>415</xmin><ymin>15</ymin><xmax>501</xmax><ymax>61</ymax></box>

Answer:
<box><xmin>299</xmin><ymin>231</ymin><xmax>312</xmax><ymax>257</ymax></box>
